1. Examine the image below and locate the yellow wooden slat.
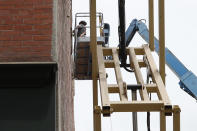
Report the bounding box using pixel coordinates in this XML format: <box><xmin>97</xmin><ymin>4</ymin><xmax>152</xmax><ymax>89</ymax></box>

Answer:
<box><xmin>104</xmin><ymin>60</ymin><xmax>114</xmax><ymax>68</ymax></box>
<box><xmin>97</xmin><ymin>45</ymin><xmax>110</xmax><ymax>107</ymax></box>
<box><xmin>112</xmin><ymin>48</ymin><xmax>128</xmax><ymax>101</ymax></box>
<box><xmin>143</xmin><ymin>44</ymin><xmax>171</xmax><ymax>105</ymax></box>
<box><xmin>159</xmin><ymin>0</ymin><xmax>166</xmax><ymax>84</ymax></box>
<box><xmin>105</xmin><ymin>59</ymin><xmax>145</xmax><ymax>68</ymax></box>
<box><xmin>173</xmin><ymin>105</ymin><xmax>181</xmax><ymax>131</ymax></box>
<box><xmin>102</xmin><ymin>47</ymin><xmax>144</xmax><ymax>56</ymax></box>
<box><xmin>129</xmin><ymin>47</ymin><xmax>149</xmax><ymax>101</ymax></box>
<box><xmin>149</xmin><ymin>0</ymin><xmax>155</xmax><ymax>51</ymax></box>
<box><xmin>110</xmin><ymin>101</ymin><xmax>164</xmax><ymax>112</ymax></box>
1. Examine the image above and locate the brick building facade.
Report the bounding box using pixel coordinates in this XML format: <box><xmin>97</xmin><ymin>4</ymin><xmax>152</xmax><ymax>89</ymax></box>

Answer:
<box><xmin>0</xmin><ymin>0</ymin><xmax>74</xmax><ymax>130</ymax></box>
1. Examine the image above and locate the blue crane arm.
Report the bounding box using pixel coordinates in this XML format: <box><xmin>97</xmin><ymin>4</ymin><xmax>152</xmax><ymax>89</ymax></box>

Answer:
<box><xmin>126</xmin><ymin>19</ymin><xmax>197</xmax><ymax>100</ymax></box>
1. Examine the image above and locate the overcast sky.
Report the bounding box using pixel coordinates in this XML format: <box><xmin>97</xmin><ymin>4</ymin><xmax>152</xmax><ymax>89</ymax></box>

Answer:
<box><xmin>72</xmin><ymin>0</ymin><xmax>197</xmax><ymax>131</ymax></box>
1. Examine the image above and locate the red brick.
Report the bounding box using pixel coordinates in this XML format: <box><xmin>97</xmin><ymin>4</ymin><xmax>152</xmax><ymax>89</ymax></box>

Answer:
<box><xmin>34</xmin><ymin>14</ymin><xmax>52</xmax><ymax>20</ymax></box>
<box><xmin>34</xmin><ymin>24</ymin><xmax>51</xmax><ymax>30</ymax></box>
<box><xmin>34</xmin><ymin>5</ymin><xmax>52</xmax><ymax>9</ymax></box>
<box><xmin>0</xmin><ymin>16</ymin><xmax>12</xmax><ymax>24</ymax></box>
<box><xmin>0</xmin><ymin>10</ymin><xmax>10</xmax><ymax>15</ymax></box>
<box><xmin>0</xmin><ymin>25</ymin><xmax>13</xmax><ymax>30</ymax></box>
<box><xmin>23</xmin><ymin>0</ymin><xmax>52</xmax><ymax>5</ymax></box>
<box><xmin>33</xmin><ymin>35</ymin><xmax>51</xmax><ymax>41</ymax></box>
<box><xmin>0</xmin><ymin>1</ymin><xmax>19</xmax><ymax>5</ymax></box>
<box><xmin>0</xmin><ymin>5</ymin><xmax>15</xmax><ymax>9</ymax></box>
<box><xmin>24</xmin><ymin>19</ymin><xmax>52</xmax><ymax>25</ymax></box>
<box><xmin>15</xmin><ymin>4</ymin><xmax>33</xmax><ymax>9</ymax></box>
<box><xmin>31</xmin><ymin>46</ymin><xmax>51</xmax><ymax>52</ymax></box>
<box><xmin>14</xmin><ymin>47</ymin><xmax>32</xmax><ymax>52</ymax></box>
<box><xmin>0</xmin><ymin>1</ymin><xmax>53</xmax><ymax>62</ymax></box>
<box><xmin>0</xmin><ymin>41</ymin><xmax>22</xmax><ymax>47</ymax></box>
<box><xmin>13</xmin><ymin>15</ymin><xmax>32</xmax><ymax>20</ymax></box>
<box><xmin>0</xmin><ymin>16</ymin><xmax>12</xmax><ymax>20</ymax></box>
<box><xmin>0</xmin><ymin>35</ymin><xmax>12</xmax><ymax>40</ymax></box>
<box><xmin>3</xmin><ymin>19</ymin><xmax>23</xmax><ymax>25</ymax></box>
<box><xmin>14</xmin><ymin>25</ymin><xmax>32</xmax><ymax>30</ymax></box>
<box><xmin>0</xmin><ymin>31</ymin><xmax>22</xmax><ymax>36</ymax></box>
<box><xmin>23</xmin><ymin>41</ymin><xmax>51</xmax><ymax>46</ymax></box>
<box><xmin>12</xmin><ymin>35</ymin><xmax>32</xmax><ymax>41</ymax></box>
<box><xmin>23</xmin><ymin>30</ymin><xmax>52</xmax><ymax>35</ymax></box>
<box><xmin>18</xmin><ymin>9</ymin><xmax>33</xmax><ymax>16</ymax></box>
<box><xmin>33</xmin><ymin>8</ymin><xmax>52</xmax><ymax>14</ymax></box>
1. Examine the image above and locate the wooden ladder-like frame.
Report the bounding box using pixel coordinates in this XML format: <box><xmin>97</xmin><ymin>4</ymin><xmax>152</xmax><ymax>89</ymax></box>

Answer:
<box><xmin>94</xmin><ymin>44</ymin><xmax>180</xmax><ymax>131</ymax></box>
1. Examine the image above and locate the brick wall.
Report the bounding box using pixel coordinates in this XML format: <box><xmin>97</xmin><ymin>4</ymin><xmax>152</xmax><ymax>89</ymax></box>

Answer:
<box><xmin>0</xmin><ymin>0</ymin><xmax>53</xmax><ymax>62</ymax></box>
<box><xmin>0</xmin><ymin>0</ymin><xmax>75</xmax><ymax>130</ymax></box>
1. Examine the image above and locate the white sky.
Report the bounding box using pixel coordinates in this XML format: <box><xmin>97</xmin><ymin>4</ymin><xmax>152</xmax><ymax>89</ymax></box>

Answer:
<box><xmin>72</xmin><ymin>0</ymin><xmax>197</xmax><ymax>131</ymax></box>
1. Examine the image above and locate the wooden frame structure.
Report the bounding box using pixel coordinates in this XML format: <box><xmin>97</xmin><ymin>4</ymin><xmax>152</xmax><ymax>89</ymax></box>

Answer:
<box><xmin>89</xmin><ymin>0</ymin><xmax>180</xmax><ymax>131</ymax></box>
<box><xmin>94</xmin><ymin>45</ymin><xmax>180</xmax><ymax>131</ymax></box>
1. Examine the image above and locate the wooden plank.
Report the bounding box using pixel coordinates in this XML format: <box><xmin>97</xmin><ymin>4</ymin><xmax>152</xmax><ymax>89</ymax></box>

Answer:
<box><xmin>76</xmin><ymin>48</ymin><xmax>89</xmax><ymax>57</ymax></box>
<box><xmin>130</xmin><ymin>59</ymin><xmax>146</xmax><ymax>68</ymax></box>
<box><xmin>160</xmin><ymin>110</ymin><xmax>166</xmax><ymax>131</ymax></box>
<box><xmin>90</xmin><ymin>0</ymin><xmax>98</xmax><ymax>117</ymax></box>
<box><xmin>159</xmin><ymin>0</ymin><xmax>165</xmax><ymax>84</ymax></box>
<box><xmin>129</xmin><ymin>47</ymin><xmax>149</xmax><ymax>101</ymax></box>
<box><xmin>173</xmin><ymin>105</ymin><xmax>181</xmax><ymax>131</ymax></box>
<box><xmin>112</xmin><ymin>48</ymin><xmax>128</xmax><ymax>101</ymax></box>
<box><xmin>104</xmin><ymin>60</ymin><xmax>114</xmax><ymax>68</ymax></box>
<box><xmin>143</xmin><ymin>44</ymin><xmax>171</xmax><ymax>105</ymax></box>
<box><xmin>146</xmin><ymin>83</ymin><xmax>158</xmax><ymax>93</ymax></box>
<box><xmin>110</xmin><ymin>101</ymin><xmax>164</xmax><ymax>112</ymax></box>
<box><xmin>97</xmin><ymin>45</ymin><xmax>110</xmax><ymax>107</ymax></box>
<box><xmin>108</xmin><ymin>84</ymin><xmax>158</xmax><ymax>93</ymax></box>
<box><xmin>108</xmin><ymin>85</ymin><xmax>119</xmax><ymax>93</ymax></box>
<box><xmin>77</xmin><ymin>42</ymin><xmax>89</xmax><ymax>48</ymax></box>
<box><xmin>102</xmin><ymin>47</ymin><xmax>113</xmax><ymax>56</ymax></box>
<box><xmin>138</xmin><ymin>59</ymin><xmax>146</xmax><ymax>67</ymax></box>
<box><xmin>94</xmin><ymin>106</ymin><xmax>101</xmax><ymax>131</ymax></box>
<box><xmin>134</xmin><ymin>47</ymin><xmax>145</xmax><ymax>55</ymax></box>
<box><xmin>149</xmin><ymin>0</ymin><xmax>155</xmax><ymax>51</ymax></box>
<box><xmin>76</xmin><ymin>58</ymin><xmax>89</xmax><ymax>65</ymax></box>
<box><xmin>102</xmin><ymin>47</ymin><xmax>144</xmax><ymax>56</ymax></box>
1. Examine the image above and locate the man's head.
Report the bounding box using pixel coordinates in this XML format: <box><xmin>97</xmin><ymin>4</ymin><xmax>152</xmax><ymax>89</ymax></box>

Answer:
<box><xmin>79</xmin><ymin>21</ymin><xmax>87</xmax><ymax>26</ymax></box>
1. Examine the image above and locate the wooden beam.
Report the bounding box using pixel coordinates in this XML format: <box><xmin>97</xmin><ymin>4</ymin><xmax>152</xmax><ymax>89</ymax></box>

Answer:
<box><xmin>146</xmin><ymin>84</ymin><xmax>158</xmax><ymax>93</ymax></box>
<box><xmin>102</xmin><ymin>47</ymin><xmax>113</xmax><ymax>56</ymax></box>
<box><xmin>112</xmin><ymin>48</ymin><xmax>128</xmax><ymax>101</ymax></box>
<box><xmin>160</xmin><ymin>110</ymin><xmax>166</xmax><ymax>131</ymax></box>
<box><xmin>97</xmin><ymin>45</ymin><xmax>110</xmax><ymax>107</ymax></box>
<box><xmin>94</xmin><ymin>106</ymin><xmax>101</xmax><ymax>131</ymax></box>
<box><xmin>110</xmin><ymin>101</ymin><xmax>164</xmax><ymax>112</ymax></box>
<box><xmin>129</xmin><ymin>48</ymin><xmax>149</xmax><ymax>101</ymax></box>
<box><xmin>143</xmin><ymin>45</ymin><xmax>171</xmax><ymax>105</ymax></box>
<box><xmin>149</xmin><ymin>0</ymin><xmax>155</xmax><ymax>51</ymax></box>
<box><xmin>159</xmin><ymin>0</ymin><xmax>165</xmax><ymax>84</ymax></box>
<box><xmin>102</xmin><ymin>47</ymin><xmax>144</xmax><ymax>56</ymax></box>
<box><xmin>105</xmin><ymin>59</ymin><xmax>145</xmax><ymax>68</ymax></box>
<box><xmin>138</xmin><ymin>59</ymin><xmax>146</xmax><ymax>68</ymax></box>
<box><xmin>108</xmin><ymin>87</ymin><xmax>119</xmax><ymax>93</ymax></box>
<box><xmin>104</xmin><ymin>60</ymin><xmax>114</xmax><ymax>68</ymax></box>
<box><xmin>173</xmin><ymin>105</ymin><xmax>181</xmax><ymax>131</ymax></box>
<box><xmin>90</xmin><ymin>0</ymin><xmax>99</xmax><ymax>130</ymax></box>
<box><xmin>108</xmin><ymin>84</ymin><xmax>119</xmax><ymax>93</ymax></box>
<box><xmin>134</xmin><ymin>47</ymin><xmax>145</xmax><ymax>55</ymax></box>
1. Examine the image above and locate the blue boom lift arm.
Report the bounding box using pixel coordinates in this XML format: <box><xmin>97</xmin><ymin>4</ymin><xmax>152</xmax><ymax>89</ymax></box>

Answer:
<box><xmin>125</xmin><ymin>19</ymin><xmax>197</xmax><ymax>100</ymax></box>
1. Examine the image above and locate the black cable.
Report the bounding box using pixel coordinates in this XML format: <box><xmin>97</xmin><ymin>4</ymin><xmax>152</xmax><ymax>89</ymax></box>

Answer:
<box><xmin>147</xmin><ymin>72</ymin><xmax>151</xmax><ymax>131</ymax></box>
<box><xmin>118</xmin><ymin>0</ymin><xmax>134</xmax><ymax>72</ymax></box>
<box><xmin>147</xmin><ymin>93</ymin><xmax>151</xmax><ymax>131</ymax></box>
